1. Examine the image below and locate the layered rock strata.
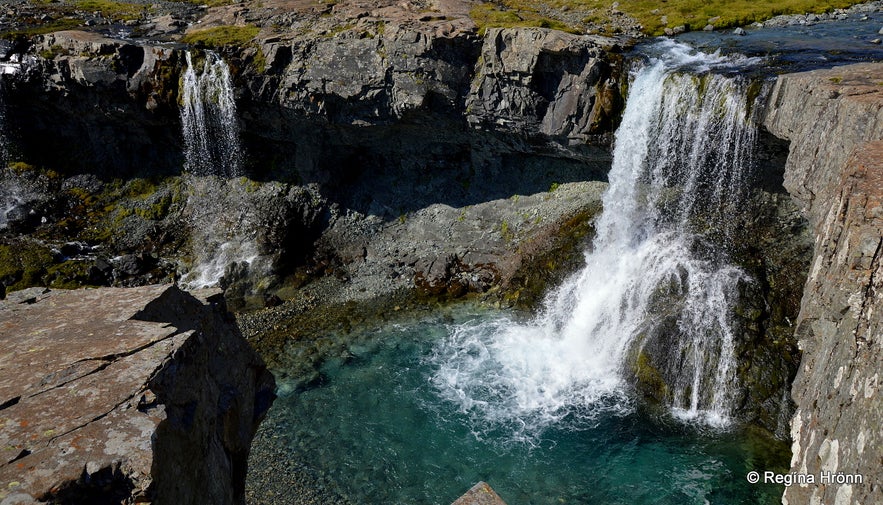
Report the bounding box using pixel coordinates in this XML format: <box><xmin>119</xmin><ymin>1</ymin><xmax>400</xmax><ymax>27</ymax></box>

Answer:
<box><xmin>0</xmin><ymin>284</ymin><xmax>275</xmax><ymax>504</ymax></box>
<box><xmin>764</xmin><ymin>62</ymin><xmax>883</xmax><ymax>505</ymax></box>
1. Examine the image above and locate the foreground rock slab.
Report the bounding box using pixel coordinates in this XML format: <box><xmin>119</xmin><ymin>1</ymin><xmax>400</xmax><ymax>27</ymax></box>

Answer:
<box><xmin>0</xmin><ymin>285</ymin><xmax>275</xmax><ymax>504</ymax></box>
<box><xmin>451</xmin><ymin>481</ymin><xmax>508</xmax><ymax>505</ymax></box>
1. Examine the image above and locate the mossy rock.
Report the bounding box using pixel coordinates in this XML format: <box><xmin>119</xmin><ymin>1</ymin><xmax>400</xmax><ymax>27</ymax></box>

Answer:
<box><xmin>632</xmin><ymin>350</ymin><xmax>671</xmax><ymax>402</ymax></box>
<box><xmin>0</xmin><ymin>241</ymin><xmax>55</xmax><ymax>292</ymax></box>
<box><xmin>44</xmin><ymin>260</ymin><xmax>96</xmax><ymax>289</ymax></box>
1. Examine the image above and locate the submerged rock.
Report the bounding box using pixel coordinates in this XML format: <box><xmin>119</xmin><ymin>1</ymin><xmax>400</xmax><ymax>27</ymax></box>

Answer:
<box><xmin>0</xmin><ymin>284</ymin><xmax>275</xmax><ymax>504</ymax></box>
<box><xmin>451</xmin><ymin>482</ymin><xmax>508</xmax><ymax>505</ymax></box>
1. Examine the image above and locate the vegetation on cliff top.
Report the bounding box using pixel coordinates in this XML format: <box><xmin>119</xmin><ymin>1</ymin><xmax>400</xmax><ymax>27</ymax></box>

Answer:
<box><xmin>181</xmin><ymin>25</ymin><xmax>261</xmax><ymax>47</ymax></box>
<box><xmin>616</xmin><ymin>0</ymin><xmax>860</xmax><ymax>34</ymax></box>
<box><xmin>471</xmin><ymin>0</ymin><xmax>866</xmax><ymax>36</ymax></box>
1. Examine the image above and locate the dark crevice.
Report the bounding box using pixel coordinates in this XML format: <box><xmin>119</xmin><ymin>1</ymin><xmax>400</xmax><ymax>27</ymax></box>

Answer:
<box><xmin>0</xmin><ymin>395</ymin><xmax>20</xmax><ymax>411</ymax></box>
<box><xmin>4</xmin><ymin>448</ymin><xmax>31</xmax><ymax>466</ymax></box>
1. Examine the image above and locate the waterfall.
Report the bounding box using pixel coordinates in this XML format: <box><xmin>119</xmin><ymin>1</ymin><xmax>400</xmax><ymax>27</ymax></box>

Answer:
<box><xmin>430</xmin><ymin>42</ymin><xmax>763</xmax><ymax>438</ymax></box>
<box><xmin>180</xmin><ymin>50</ymin><xmax>242</xmax><ymax>177</ymax></box>
<box><xmin>179</xmin><ymin>50</ymin><xmax>256</xmax><ymax>289</ymax></box>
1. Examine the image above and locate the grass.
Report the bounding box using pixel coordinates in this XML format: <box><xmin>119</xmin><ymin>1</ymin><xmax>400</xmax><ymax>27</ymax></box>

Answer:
<box><xmin>470</xmin><ymin>2</ymin><xmax>580</xmax><ymax>35</ymax></box>
<box><xmin>614</xmin><ymin>0</ymin><xmax>859</xmax><ymax>34</ymax></box>
<box><xmin>180</xmin><ymin>0</ymin><xmax>236</xmax><ymax>6</ymax></box>
<box><xmin>181</xmin><ymin>25</ymin><xmax>260</xmax><ymax>47</ymax></box>
<box><xmin>470</xmin><ymin>0</ymin><xmax>865</xmax><ymax>36</ymax></box>
<box><xmin>72</xmin><ymin>0</ymin><xmax>143</xmax><ymax>20</ymax></box>
<box><xmin>1</xmin><ymin>18</ymin><xmax>81</xmax><ymax>39</ymax></box>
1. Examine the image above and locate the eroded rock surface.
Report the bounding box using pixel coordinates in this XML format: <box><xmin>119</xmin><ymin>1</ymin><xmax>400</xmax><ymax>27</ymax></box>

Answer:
<box><xmin>451</xmin><ymin>481</ymin><xmax>508</xmax><ymax>505</ymax></box>
<box><xmin>0</xmin><ymin>284</ymin><xmax>274</xmax><ymax>504</ymax></box>
<box><xmin>764</xmin><ymin>62</ymin><xmax>883</xmax><ymax>505</ymax></box>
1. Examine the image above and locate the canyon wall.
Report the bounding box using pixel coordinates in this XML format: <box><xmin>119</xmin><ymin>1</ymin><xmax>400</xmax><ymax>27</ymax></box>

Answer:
<box><xmin>764</xmin><ymin>62</ymin><xmax>883</xmax><ymax>505</ymax></box>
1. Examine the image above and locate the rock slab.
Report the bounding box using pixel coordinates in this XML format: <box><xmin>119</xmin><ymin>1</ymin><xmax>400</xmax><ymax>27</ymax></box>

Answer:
<box><xmin>764</xmin><ymin>63</ymin><xmax>883</xmax><ymax>505</ymax></box>
<box><xmin>0</xmin><ymin>284</ymin><xmax>275</xmax><ymax>504</ymax></box>
<box><xmin>451</xmin><ymin>481</ymin><xmax>508</xmax><ymax>505</ymax></box>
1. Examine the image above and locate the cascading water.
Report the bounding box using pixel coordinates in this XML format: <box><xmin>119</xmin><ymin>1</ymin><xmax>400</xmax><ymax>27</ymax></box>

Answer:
<box><xmin>179</xmin><ymin>50</ymin><xmax>258</xmax><ymax>289</ymax></box>
<box><xmin>180</xmin><ymin>50</ymin><xmax>242</xmax><ymax>177</ymax></box>
<box><xmin>430</xmin><ymin>42</ymin><xmax>764</xmax><ymax>438</ymax></box>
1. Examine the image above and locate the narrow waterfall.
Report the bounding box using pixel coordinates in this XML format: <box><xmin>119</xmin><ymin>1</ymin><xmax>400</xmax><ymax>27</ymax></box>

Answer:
<box><xmin>179</xmin><ymin>50</ymin><xmax>257</xmax><ymax>289</ymax></box>
<box><xmin>431</xmin><ymin>43</ymin><xmax>763</xmax><ymax>439</ymax></box>
<box><xmin>0</xmin><ymin>83</ymin><xmax>16</xmax><ymax>230</ymax></box>
<box><xmin>181</xmin><ymin>50</ymin><xmax>242</xmax><ymax>176</ymax></box>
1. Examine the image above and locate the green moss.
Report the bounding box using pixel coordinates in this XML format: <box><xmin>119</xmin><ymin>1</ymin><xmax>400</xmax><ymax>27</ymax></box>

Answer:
<box><xmin>468</xmin><ymin>0</ymin><xmax>865</xmax><ymax>36</ymax></box>
<box><xmin>0</xmin><ymin>242</ymin><xmax>55</xmax><ymax>291</ymax></box>
<box><xmin>8</xmin><ymin>161</ymin><xmax>37</xmax><ymax>173</ymax></box>
<box><xmin>181</xmin><ymin>25</ymin><xmax>260</xmax><ymax>48</ymax></box>
<box><xmin>500</xmin><ymin>219</ymin><xmax>513</xmax><ymax>241</ymax></box>
<box><xmin>469</xmin><ymin>2</ymin><xmax>580</xmax><ymax>34</ymax></box>
<box><xmin>45</xmin><ymin>260</ymin><xmax>95</xmax><ymax>289</ymax></box>
<box><xmin>72</xmin><ymin>0</ymin><xmax>143</xmax><ymax>20</ymax></box>
<box><xmin>39</xmin><ymin>44</ymin><xmax>70</xmax><ymax>59</ymax></box>
<box><xmin>123</xmin><ymin>178</ymin><xmax>158</xmax><ymax>199</ymax></box>
<box><xmin>614</xmin><ymin>0</ymin><xmax>860</xmax><ymax>35</ymax></box>
<box><xmin>633</xmin><ymin>351</ymin><xmax>670</xmax><ymax>400</ymax></box>
<box><xmin>252</xmin><ymin>46</ymin><xmax>267</xmax><ymax>73</ymax></box>
<box><xmin>1</xmin><ymin>18</ymin><xmax>82</xmax><ymax>40</ymax></box>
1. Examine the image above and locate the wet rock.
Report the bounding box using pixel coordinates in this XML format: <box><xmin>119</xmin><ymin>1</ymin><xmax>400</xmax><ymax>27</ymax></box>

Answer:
<box><xmin>733</xmin><ymin>27</ymin><xmax>746</xmax><ymax>36</ymax></box>
<box><xmin>0</xmin><ymin>285</ymin><xmax>275</xmax><ymax>504</ymax></box>
<box><xmin>702</xmin><ymin>24</ymin><xmax>714</xmax><ymax>31</ymax></box>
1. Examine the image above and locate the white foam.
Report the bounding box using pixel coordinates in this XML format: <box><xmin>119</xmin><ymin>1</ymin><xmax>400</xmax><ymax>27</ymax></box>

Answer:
<box><xmin>430</xmin><ymin>45</ymin><xmax>763</xmax><ymax>437</ymax></box>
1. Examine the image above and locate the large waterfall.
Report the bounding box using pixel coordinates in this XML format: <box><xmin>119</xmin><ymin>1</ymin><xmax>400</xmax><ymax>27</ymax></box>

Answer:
<box><xmin>179</xmin><ymin>50</ymin><xmax>257</xmax><ymax>289</ymax></box>
<box><xmin>431</xmin><ymin>43</ymin><xmax>763</xmax><ymax>439</ymax></box>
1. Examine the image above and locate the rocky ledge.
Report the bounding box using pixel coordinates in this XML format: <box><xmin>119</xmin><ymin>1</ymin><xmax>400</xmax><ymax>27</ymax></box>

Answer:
<box><xmin>764</xmin><ymin>62</ymin><xmax>883</xmax><ymax>505</ymax></box>
<box><xmin>0</xmin><ymin>284</ymin><xmax>275</xmax><ymax>504</ymax></box>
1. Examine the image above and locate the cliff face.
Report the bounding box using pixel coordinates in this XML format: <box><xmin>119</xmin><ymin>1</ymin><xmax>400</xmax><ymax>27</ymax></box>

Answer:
<box><xmin>5</xmin><ymin>26</ymin><xmax>623</xmax><ymax>181</ymax></box>
<box><xmin>0</xmin><ymin>285</ymin><xmax>275</xmax><ymax>504</ymax></box>
<box><xmin>764</xmin><ymin>63</ymin><xmax>883</xmax><ymax>505</ymax></box>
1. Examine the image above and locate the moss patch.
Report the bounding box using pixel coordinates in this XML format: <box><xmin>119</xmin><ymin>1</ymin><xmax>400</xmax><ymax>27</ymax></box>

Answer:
<box><xmin>469</xmin><ymin>0</ymin><xmax>865</xmax><ymax>36</ymax></box>
<box><xmin>72</xmin><ymin>0</ymin><xmax>144</xmax><ymax>20</ymax></box>
<box><xmin>633</xmin><ymin>351</ymin><xmax>670</xmax><ymax>401</ymax></box>
<box><xmin>0</xmin><ymin>241</ymin><xmax>55</xmax><ymax>291</ymax></box>
<box><xmin>470</xmin><ymin>2</ymin><xmax>580</xmax><ymax>35</ymax></box>
<box><xmin>181</xmin><ymin>25</ymin><xmax>260</xmax><ymax>48</ymax></box>
<box><xmin>620</xmin><ymin>0</ymin><xmax>858</xmax><ymax>34</ymax></box>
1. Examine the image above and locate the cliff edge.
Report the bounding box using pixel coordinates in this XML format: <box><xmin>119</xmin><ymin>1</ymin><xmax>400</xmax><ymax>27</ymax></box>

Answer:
<box><xmin>0</xmin><ymin>285</ymin><xmax>275</xmax><ymax>504</ymax></box>
<box><xmin>764</xmin><ymin>62</ymin><xmax>883</xmax><ymax>505</ymax></box>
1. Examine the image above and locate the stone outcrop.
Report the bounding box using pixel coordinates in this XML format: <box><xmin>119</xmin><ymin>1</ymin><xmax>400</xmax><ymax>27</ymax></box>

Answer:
<box><xmin>0</xmin><ymin>284</ymin><xmax>275</xmax><ymax>504</ymax></box>
<box><xmin>451</xmin><ymin>481</ymin><xmax>508</xmax><ymax>505</ymax></box>
<box><xmin>467</xmin><ymin>28</ymin><xmax>621</xmax><ymax>143</ymax></box>
<box><xmin>3</xmin><ymin>23</ymin><xmax>624</xmax><ymax>177</ymax></box>
<box><xmin>764</xmin><ymin>62</ymin><xmax>883</xmax><ymax>505</ymax></box>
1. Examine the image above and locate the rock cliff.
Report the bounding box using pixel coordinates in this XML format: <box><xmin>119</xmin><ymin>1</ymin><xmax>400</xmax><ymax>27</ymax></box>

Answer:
<box><xmin>0</xmin><ymin>284</ymin><xmax>275</xmax><ymax>504</ymax></box>
<box><xmin>764</xmin><ymin>62</ymin><xmax>883</xmax><ymax>505</ymax></box>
